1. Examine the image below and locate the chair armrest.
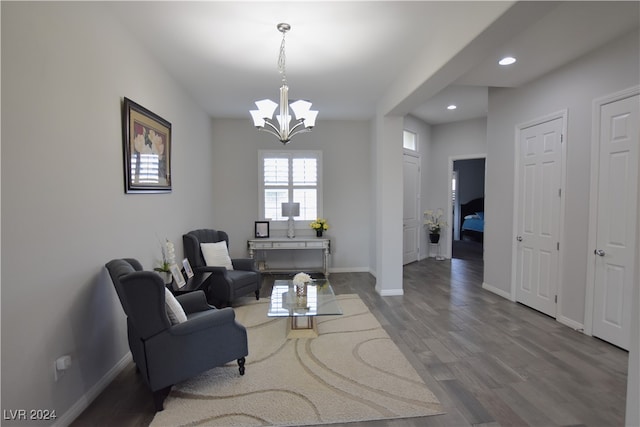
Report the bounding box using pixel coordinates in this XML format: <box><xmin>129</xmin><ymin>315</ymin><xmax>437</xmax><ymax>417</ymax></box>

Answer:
<box><xmin>169</xmin><ymin>307</ymin><xmax>236</xmax><ymax>335</ymax></box>
<box><xmin>176</xmin><ymin>291</ymin><xmax>211</xmax><ymax>314</ymax></box>
<box><xmin>231</xmin><ymin>258</ymin><xmax>256</xmax><ymax>271</ymax></box>
<box><xmin>194</xmin><ymin>265</ymin><xmax>228</xmax><ymax>275</ymax></box>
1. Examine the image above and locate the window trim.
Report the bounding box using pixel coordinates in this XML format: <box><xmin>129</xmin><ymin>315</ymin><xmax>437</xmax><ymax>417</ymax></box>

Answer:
<box><xmin>258</xmin><ymin>150</ymin><xmax>323</xmax><ymax>230</ymax></box>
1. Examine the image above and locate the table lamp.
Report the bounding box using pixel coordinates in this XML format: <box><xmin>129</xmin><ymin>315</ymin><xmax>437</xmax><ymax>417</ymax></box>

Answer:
<box><xmin>282</xmin><ymin>202</ymin><xmax>300</xmax><ymax>238</ymax></box>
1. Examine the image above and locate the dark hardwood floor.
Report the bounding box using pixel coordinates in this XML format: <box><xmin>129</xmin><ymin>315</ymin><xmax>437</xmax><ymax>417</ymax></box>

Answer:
<box><xmin>71</xmin><ymin>257</ymin><xmax>628</xmax><ymax>427</ymax></box>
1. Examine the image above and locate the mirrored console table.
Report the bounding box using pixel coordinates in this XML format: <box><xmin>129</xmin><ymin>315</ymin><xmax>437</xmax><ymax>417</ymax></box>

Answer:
<box><xmin>247</xmin><ymin>237</ymin><xmax>331</xmax><ymax>277</ymax></box>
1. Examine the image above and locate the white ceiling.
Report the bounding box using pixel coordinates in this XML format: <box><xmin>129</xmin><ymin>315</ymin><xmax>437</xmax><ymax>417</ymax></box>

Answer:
<box><xmin>106</xmin><ymin>1</ymin><xmax>639</xmax><ymax>125</ymax></box>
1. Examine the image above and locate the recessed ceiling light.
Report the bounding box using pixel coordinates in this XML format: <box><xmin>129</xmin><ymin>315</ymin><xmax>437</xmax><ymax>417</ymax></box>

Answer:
<box><xmin>447</xmin><ymin>105</ymin><xmax>457</xmax><ymax>110</ymax></box>
<box><xmin>499</xmin><ymin>56</ymin><xmax>517</xmax><ymax>65</ymax></box>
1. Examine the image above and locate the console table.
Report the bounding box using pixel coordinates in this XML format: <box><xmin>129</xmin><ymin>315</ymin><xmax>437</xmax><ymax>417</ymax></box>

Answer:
<box><xmin>247</xmin><ymin>237</ymin><xmax>331</xmax><ymax>277</ymax></box>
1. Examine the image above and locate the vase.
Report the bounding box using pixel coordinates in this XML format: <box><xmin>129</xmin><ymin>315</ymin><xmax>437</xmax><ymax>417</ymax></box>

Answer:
<box><xmin>295</xmin><ymin>282</ymin><xmax>308</xmax><ymax>308</ymax></box>
<box><xmin>429</xmin><ymin>233</ymin><xmax>440</xmax><ymax>243</ymax></box>
<box><xmin>316</xmin><ymin>229</ymin><xmax>323</xmax><ymax>237</ymax></box>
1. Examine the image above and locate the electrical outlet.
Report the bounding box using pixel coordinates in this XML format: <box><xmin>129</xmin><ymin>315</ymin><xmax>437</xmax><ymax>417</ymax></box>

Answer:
<box><xmin>53</xmin><ymin>355</ymin><xmax>71</xmax><ymax>382</ymax></box>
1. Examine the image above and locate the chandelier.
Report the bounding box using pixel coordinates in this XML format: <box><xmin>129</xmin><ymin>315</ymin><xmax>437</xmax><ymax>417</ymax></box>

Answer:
<box><xmin>250</xmin><ymin>23</ymin><xmax>318</xmax><ymax>145</ymax></box>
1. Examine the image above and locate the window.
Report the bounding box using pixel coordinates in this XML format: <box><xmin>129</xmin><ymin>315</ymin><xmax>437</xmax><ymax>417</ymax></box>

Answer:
<box><xmin>452</xmin><ymin>170</ymin><xmax>458</xmax><ymax>204</ymax></box>
<box><xmin>259</xmin><ymin>150</ymin><xmax>322</xmax><ymax>224</ymax></box>
<box><xmin>130</xmin><ymin>154</ymin><xmax>161</xmax><ymax>184</ymax></box>
<box><xmin>403</xmin><ymin>130</ymin><xmax>417</xmax><ymax>151</ymax></box>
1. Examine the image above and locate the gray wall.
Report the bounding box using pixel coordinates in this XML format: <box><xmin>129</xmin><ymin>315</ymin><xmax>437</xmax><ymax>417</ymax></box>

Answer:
<box><xmin>2</xmin><ymin>2</ymin><xmax>638</xmax><ymax>424</ymax></box>
<box><xmin>426</xmin><ymin>118</ymin><xmax>488</xmax><ymax>257</ymax></box>
<box><xmin>2</xmin><ymin>4</ymin><xmax>373</xmax><ymax>422</ymax></box>
<box><xmin>485</xmin><ymin>29</ymin><xmax>639</xmax><ymax>326</ymax></box>
<box><xmin>208</xmin><ymin>118</ymin><xmax>372</xmax><ymax>272</ymax></box>
<box><xmin>1</xmin><ymin>2</ymin><xmax>218</xmax><ymax>423</ymax></box>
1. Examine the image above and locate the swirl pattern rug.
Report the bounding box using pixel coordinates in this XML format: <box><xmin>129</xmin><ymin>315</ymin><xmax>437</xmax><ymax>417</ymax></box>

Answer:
<box><xmin>150</xmin><ymin>294</ymin><xmax>444</xmax><ymax>426</ymax></box>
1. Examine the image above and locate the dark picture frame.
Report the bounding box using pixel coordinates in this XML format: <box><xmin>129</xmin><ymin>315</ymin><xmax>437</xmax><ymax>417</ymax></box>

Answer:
<box><xmin>122</xmin><ymin>97</ymin><xmax>172</xmax><ymax>193</ymax></box>
<box><xmin>255</xmin><ymin>221</ymin><xmax>270</xmax><ymax>238</ymax></box>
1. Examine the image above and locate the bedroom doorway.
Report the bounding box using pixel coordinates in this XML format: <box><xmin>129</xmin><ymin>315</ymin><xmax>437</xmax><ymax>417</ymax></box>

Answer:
<box><xmin>450</xmin><ymin>156</ymin><xmax>486</xmax><ymax>261</ymax></box>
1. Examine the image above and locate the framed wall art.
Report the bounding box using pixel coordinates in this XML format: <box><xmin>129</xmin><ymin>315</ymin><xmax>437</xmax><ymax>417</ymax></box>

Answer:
<box><xmin>122</xmin><ymin>97</ymin><xmax>172</xmax><ymax>193</ymax></box>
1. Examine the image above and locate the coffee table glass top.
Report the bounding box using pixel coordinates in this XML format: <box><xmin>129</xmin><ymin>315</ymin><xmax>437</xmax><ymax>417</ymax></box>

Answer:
<box><xmin>268</xmin><ymin>279</ymin><xmax>342</xmax><ymax>317</ymax></box>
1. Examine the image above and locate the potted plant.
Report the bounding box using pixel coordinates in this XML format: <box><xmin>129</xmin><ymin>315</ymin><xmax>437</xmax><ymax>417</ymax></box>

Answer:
<box><xmin>424</xmin><ymin>209</ymin><xmax>447</xmax><ymax>243</ymax></box>
<box><xmin>310</xmin><ymin>218</ymin><xmax>329</xmax><ymax>237</ymax></box>
<box><xmin>154</xmin><ymin>239</ymin><xmax>175</xmax><ymax>283</ymax></box>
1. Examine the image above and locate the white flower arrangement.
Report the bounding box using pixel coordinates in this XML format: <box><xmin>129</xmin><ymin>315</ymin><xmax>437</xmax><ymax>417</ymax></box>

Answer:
<box><xmin>424</xmin><ymin>209</ymin><xmax>447</xmax><ymax>234</ymax></box>
<box><xmin>292</xmin><ymin>272</ymin><xmax>312</xmax><ymax>286</ymax></box>
<box><xmin>154</xmin><ymin>238</ymin><xmax>176</xmax><ymax>273</ymax></box>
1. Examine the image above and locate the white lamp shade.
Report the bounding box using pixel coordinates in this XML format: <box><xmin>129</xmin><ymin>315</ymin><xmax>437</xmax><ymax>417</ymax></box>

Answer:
<box><xmin>250</xmin><ymin>99</ymin><xmax>278</xmax><ymax>126</ymax></box>
<box><xmin>250</xmin><ymin>110</ymin><xmax>266</xmax><ymax>127</ymax></box>
<box><xmin>290</xmin><ymin>100</ymin><xmax>311</xmax><ymax>119</ymax></box>
<box><xmin>290</xmin><ymin>100</ymin><xmax>317</xmax><ymax>127</ymax></box>
<box><xmin>303</xmin><ymin>109</ymin><xmax>318</xmax><ymax>127</ymax></box>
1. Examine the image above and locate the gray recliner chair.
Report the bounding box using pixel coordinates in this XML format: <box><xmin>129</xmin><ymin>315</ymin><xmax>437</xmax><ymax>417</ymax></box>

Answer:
<box><xmin>183</xmin><ymin>229</ymin><xmax>261</xmax><ymax>307</ymax></box>
<box><xmin>105</xmin><ymin>258</ymin><xmax>248</xmax><ymax>411</ymax></box>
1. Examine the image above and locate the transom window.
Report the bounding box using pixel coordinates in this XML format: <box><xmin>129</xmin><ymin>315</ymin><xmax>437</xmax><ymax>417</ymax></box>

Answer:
<box><xmin>403</xmin><ymin>130</ymin><xmax>417</xmax><ymax>151</ymax></box>
<box><xmin>259</xmin><ymin>150</ymin><xmax>322</xmax><ymax>222</ymax></box>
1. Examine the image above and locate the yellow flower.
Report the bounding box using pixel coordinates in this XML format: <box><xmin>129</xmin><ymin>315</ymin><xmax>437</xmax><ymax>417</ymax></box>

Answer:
<box><xmin>310</xmin><ymin>218</ymin><xmax>329</xmax><ymax>230</ymax></box>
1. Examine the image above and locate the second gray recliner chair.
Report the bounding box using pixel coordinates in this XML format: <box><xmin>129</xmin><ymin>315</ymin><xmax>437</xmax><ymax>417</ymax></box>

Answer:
<box><xmin>183</xmin><ymin>229</ymin><xmax>261</xmax><ymax>307</ymax></box>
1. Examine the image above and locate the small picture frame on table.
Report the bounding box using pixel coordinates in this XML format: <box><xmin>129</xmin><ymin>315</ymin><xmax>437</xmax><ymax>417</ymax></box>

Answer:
<box><xmin>182</xmin><ymin>258</ymin><xmax>194</xmax><ymax>278</ymax></box>
<box><xmin>169</xmin><ymin>263</ymin><xmax>186</xmax><ymax>289</ymax></box>
<box><xmin>255</xmin><ymin>221</ymin><xmax>270</xmax><ymax>238</ymax></box>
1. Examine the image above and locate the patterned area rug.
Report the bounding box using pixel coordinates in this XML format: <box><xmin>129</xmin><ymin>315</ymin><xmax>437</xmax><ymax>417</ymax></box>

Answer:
<box><xmin>150</xmin><ymin>294</ymin><xmax>444</xmax><ymax>426</ymax></box>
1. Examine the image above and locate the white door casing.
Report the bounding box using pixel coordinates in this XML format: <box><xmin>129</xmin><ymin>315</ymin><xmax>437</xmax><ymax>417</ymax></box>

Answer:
<box><xmin>403</xmin><ymin>153</ymin><xmax>420</xmax><ymax>264</ymax></box>
<box><xmin>514</xmin><ymin>114</ymin><xmax>565</xmax><ymax>318</ymax></box>
<box><xmin>587</xmin><ymin>90</ymin><xmax>638</xmax><ymax>350</ymax></box>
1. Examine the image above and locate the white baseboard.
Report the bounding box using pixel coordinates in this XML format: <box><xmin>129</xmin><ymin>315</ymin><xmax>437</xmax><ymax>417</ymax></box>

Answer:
<box><xmin>376</xmin><ymin>288</ymin><xmax>404</xmax><ymax>296</ymax></box>
<box><xmin>557</xmin><ymin>315</ymin><xmax>585</xmax><ymax>333</ymax></box>
<box><xmin>54</xmin><ymin>352</ymin><xmax>133</xmax><ymax>427</ymax></box>
<box><xmin>329</xmin><ymin>267</ymin><xmax>371</xmax><ymax>273</ymax></box>
<box><xmin>482</xmin><ymin>282</ymin><xmax>513</xmax><ymax>300</ymax></box>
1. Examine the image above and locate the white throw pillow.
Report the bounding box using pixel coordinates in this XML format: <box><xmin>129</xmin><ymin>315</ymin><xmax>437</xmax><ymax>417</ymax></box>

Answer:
<box><xmin>165</xmin><ymin>288</ymin><xmax>187</xmax><ymax>324</ymax></box>
<box><xmin>200</xmin><ymin>241</ymin><xmax>234</xmax><ymax>270</ymax></box>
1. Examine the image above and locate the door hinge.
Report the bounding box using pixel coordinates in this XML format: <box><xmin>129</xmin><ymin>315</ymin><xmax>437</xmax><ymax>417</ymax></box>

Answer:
<box><xmin>557</xmin><ymin>242</ymin><xmax>560</xmax><ymax>250</ymax></box>
<box><xmin>555</xmin><ymin>295</ymin><xmax>558</xmax><ymax>303</ymax></box>
<box><xmin>558</xmin><ymin>188</ymin><xmax>562</xmax><ymax>197</ymax></box>
<box><xmin>560</xmin><ymin>134</ymin><xmax>564</xmax><ymax>143</ymax></box>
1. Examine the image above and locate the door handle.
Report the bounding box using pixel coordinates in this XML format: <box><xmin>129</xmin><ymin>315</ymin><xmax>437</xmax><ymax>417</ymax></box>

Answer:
<box><xmin>594</xmin><ymin>249</ymin><xmax>605</xmax><ymax>257</ymax></box>
<box><xmin>516</xmin><ymin>236</ymin><xmax>523</xmax><ymax>242</ymax></box>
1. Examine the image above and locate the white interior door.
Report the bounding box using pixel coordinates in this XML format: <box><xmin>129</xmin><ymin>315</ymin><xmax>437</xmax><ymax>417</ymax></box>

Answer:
<box><xmin>515</xmin><ymin>116</ymin><xmax>563</xmax><ymax>317</ymax></box>
<box><xmin>592</xmin><ymin>94</ymin><xmax>638</xmax><ymax>350</ymax></box>
<box><xmin>403</xmin><ymin>153</ymin><xmax>420</xmax><ymax>264</ymax></box>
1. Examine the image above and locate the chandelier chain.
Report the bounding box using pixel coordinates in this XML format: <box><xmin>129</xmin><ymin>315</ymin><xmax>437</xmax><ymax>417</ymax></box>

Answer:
<box><xmin>278</xmin><ymin>31</ymin><xmax>287</xmax><ymax>85</ymax></box>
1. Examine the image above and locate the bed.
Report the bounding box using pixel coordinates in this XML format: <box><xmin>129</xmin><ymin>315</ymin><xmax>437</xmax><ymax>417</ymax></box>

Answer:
<box><xmin>460</xmin><ymin>197</ymin><xmax>484</xmax><ymax>242</ymax></box>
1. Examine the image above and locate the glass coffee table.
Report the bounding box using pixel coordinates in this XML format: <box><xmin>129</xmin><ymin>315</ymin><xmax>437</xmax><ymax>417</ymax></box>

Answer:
<box><xmin>268</xmin><ymin>279</ymin><xmax>342</xmax><ymax>338</ymax></box>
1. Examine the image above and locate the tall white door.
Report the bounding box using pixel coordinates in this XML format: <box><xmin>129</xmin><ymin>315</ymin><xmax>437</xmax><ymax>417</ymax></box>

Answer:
<box><xmin>515</xmin><ymin>117</ymin><xmax>564</xmax><ymax>317</ymax></box>
<box><xmin>403</xmin><ymin>153</ymin><xmax>420</xmax><ymax>264</ymax></box>
<box><xmin>592</xmin><ymin>94</ymin><xmax>638</xmax><ymax>350</ymax></box>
